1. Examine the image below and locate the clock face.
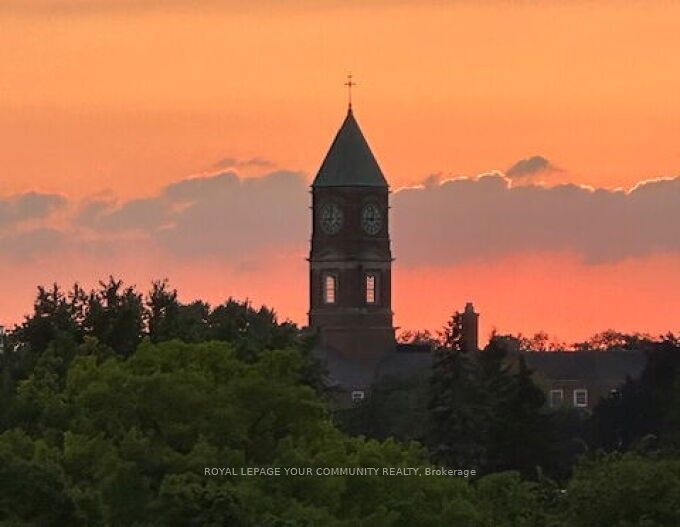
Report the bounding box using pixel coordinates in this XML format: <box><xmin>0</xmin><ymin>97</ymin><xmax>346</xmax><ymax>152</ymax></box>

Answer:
<box><xmin>361</xmin><ymin>203</ymin><xmax>383</xmax><ymax>235</ymax></box>
<box><xmin>319</xmin><ymin>203</ymin><xmax>343</xmax><ymax>235</ymax></box>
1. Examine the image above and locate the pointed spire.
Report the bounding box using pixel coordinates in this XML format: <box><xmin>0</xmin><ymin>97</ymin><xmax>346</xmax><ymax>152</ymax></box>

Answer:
<box><xmin>312</xmin><ymin>106</ymin><xmax>388</xmax><ymax>188</ymax></box>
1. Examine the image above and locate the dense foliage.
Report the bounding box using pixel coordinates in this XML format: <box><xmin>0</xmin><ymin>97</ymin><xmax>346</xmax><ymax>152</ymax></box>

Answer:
<box><xmin>345</xmin><ymin>316</ymin><xmax>582</xmax><ymax>480</ymax></box>
<box><xmin>0</xmin><ymin>280</ymin><xmax>679</xmax><ymax>525</ymax></box>
<box><xmin>2</xmin><ymin>339</ymin><xmax>488</xmax><ymax>526</ymax></box>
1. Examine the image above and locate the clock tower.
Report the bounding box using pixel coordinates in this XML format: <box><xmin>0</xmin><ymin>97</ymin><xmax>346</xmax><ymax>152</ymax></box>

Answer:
<box><xmin>309</xmin><ymin>105</ymin><xmax>395</xmax><ymax>367</ymax></box>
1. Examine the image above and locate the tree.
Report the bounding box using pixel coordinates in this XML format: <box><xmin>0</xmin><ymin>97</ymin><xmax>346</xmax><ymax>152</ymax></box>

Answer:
<box><xmin>335</xmin><ymin>375</ymin><xmax>429</xmax><ymax>442</ymax></box>
<box><xmin>473</xmin><ymin>471</ymin><xmax>551</xmax><ymax>527</ymax></box>
<box><xmin>396</xmin><ymin>329</ymin><xmax>439</xmax><ymax>346</ymax></box>
<box><xmin>3</xmin><ymin>339</ymin><xmax>503</xmax><ymax>526</ymax></box>
<box><xmin>589</xmin><ymin>336</ymin><xmax>680</xmax><ymax>451</ymax></box>
<box><xmin>427</xmin><ymin>326</ymin><xmax>561</xmax><ymax>479</ymax></box>
<box><xmin>146</xmin><ymin>279</ymin><xmax>209</xmax><ymax>343</ymax></box>
<box><xmin>485</xmin><ymin>354</ymin><xmax>553</xmax><ymax>478</ymax></box>
<box><xmin>82</xmin><ymin>277</ymin><xmax>145</xmax><ymax>358</ymax></box>
<box><xmin>518</xmin><ymin>331</ymin><xmax>566</xmax><ymax>352</ymax></box>
<box><xmin>427</xmin><ymin>312</ymin><xmax>490</xmax><ymax>468</ymax></box>
<box><xmin>146</xmin><ymin>279</ymin><xmax>182</xmax><ymax>343</ymax></box>
<box><xmin>207</xmin><ymin>298</ymin><xmax>298</xmax><ymax>361</ymax></box>
<box><xmin>572</xmin><ymin>330</ymin><xmax>655</xmax><ymax>352</ymax></box>
<box><xmin>0</xmin><ymin>429</ymin><xmax>79</xmax><ymax>525</ymax></box>
<box><xmin>566</xmin><ymin>453</ymin><xmax>680</xmax><ymax>527</ymax></box>
<box><xmin>12</xmin><ymin>283</ymin><xmax>84</xmax><ymax>356</ymax></box>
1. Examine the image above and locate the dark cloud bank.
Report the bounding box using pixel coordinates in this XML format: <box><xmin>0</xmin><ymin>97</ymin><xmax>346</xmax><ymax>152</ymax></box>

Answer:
<box><xmin>2</xmin><ymin>170</ymin><xmax>679</xmax><ymax>266</ymax></box>
<box><xmin>393</xmin><ymin>174</ymin><xmax>680</xmax><ymax>265</ymax></box>
<box><xmin>78</xmin><ymin>171</ymin><xmax>309</xmax><ymax>260</ymax></box>
<box><xmin>0</xmin><ymin>191</ymin><xmax>65</xmax><ymax>227</ymax></box>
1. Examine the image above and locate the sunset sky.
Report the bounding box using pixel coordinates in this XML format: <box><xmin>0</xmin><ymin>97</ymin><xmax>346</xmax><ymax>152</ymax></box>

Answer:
<box><xmin>1</xmin><ymin>1</ymin><xmax>679</xmax><ymax>342</ymax></box>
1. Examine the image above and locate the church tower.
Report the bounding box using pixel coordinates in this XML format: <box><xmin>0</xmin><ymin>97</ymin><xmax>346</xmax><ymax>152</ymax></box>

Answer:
<box><xmin>309</xmin><ymin>104</ymin><xmax>395</xmax><ymax>366</ymax></box>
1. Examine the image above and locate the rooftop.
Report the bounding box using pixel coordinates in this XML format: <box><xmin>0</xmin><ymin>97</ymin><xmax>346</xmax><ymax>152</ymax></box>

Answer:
<box><xmin>312</xmin><ymin>108</ymin><xmax>388</xmax><ymax>188</ymax></box>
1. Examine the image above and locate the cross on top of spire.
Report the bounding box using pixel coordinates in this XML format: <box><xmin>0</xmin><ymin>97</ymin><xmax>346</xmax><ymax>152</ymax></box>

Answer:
<box><xmin>312</xmin><ymin>80</ymin><xmax>387</xmax><ymax>188</ymax></box>
<box><xmin>344</xmin><ymin>73</ymin><xmax>356</xmax><ymax>111</ymax></box>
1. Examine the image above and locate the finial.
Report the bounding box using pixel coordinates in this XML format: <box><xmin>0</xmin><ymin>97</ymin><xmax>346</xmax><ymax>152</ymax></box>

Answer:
<box><xmin>344</xmin><ymin>73</ymin><xmax>356</xmax><ymax>111</ymax></box>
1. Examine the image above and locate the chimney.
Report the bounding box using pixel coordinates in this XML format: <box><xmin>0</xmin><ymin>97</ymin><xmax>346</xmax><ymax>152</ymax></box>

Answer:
<box><xmin>461</xmin><ymin>303</ymin><xmax>479</xmax><ymax>353</ymax></box>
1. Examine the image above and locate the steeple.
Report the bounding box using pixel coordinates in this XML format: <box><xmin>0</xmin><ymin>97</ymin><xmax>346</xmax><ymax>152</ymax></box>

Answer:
<box><xmin>309</xmin><ymin>94</ymin><xmax>395</xmax><ymax>380</ymax></box>
<box><xmin>312</xmin><ymin>108</ymin><xmax>388</xmax><ymax>188</ymax></box>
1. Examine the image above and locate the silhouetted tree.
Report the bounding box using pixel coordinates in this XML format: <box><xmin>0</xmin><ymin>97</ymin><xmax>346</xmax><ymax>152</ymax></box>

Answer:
<box><xmin>572</xmin><ymin>330</ymin><xmax>656</xmax><ymax>352</ymax></box>
<box><xmin>427</xmin><ymin>312</ymin><xmax>490</xmax><ymax>468</ymax></box>
<box><xmin>589</xmin><ymin>336</ymin><xmax>680</xmax><ymax>451</ymax></box>
<box><xmin>396</xmin><ymin>329</ymin><xmax>439</xmax><ymax>346</ymax></box>
<box><xmin>13</xmin><ymin>283</ymin><xmax>83</xmax><ymax>356</ymax></box>
<box><xmin>427</xmin><ymin>326</ymin><xmax>560</xmax><ymax>478</ymax></box>
<box><xmin>147</xmin><ymin>279</ymin><xmax>181</xmax><ymax>342</ymax></box>
<box><xmin>486</xmin><ymin>354</ymin><xmax>552</xmax><ymax>477</ymax></box>
<box><xmin>207</xmin><ymin>298</ymin><xmax>298</xmax><ymax>361</ymax></box>
<box><xmin>82</xmin><ymin>277</ymin><xmax>144</xmax><ymax>357</ymax></box>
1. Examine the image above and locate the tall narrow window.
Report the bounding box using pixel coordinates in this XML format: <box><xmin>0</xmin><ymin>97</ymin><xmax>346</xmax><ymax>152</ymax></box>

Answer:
<box><xmin>323</xmin><ymin>274</ymin><xmax>337</xmax><ymax>304</ymax></box>
<box><xmin>366</xmin><ymin>273</ymin><xmax>378</xmax><ymax>304</ymax></box>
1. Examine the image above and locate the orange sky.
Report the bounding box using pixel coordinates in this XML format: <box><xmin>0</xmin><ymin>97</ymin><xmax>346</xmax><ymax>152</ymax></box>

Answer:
<box><xmin>0</xmin><ymin>1</ymin><xmax>679</xmax><ymax>342</ymax></box>
<box><xmin>2</xmin><ymin>1</ymin><xmax>680</xmax><ymax>196</ymax></box>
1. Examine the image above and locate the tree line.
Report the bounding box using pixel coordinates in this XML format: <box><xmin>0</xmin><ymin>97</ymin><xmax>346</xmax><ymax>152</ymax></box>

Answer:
<box><xmin>0</xmin><ymin>279</ymin><xmax>679</xmax><ymax>525</ymax></box>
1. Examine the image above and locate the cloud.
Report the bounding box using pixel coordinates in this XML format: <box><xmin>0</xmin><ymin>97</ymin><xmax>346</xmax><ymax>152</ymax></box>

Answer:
<box><xmin>79</xmin><ymin>170</ymin><xmax>309</xmax><ymax>259</ymax></box>
<box><xmin>392</xmin><ymin>174</ymin><xmax>680</xmax><ymax>265</ymax></box>
<box><xmin>78</xmin><ymin>195</ymin><xmax>171</xmax><ymax>232</ymax></box>
<box><xmin>4</xmin><ymin>170</ymin><xmax>680</xmax><ymax>268</ymax></box>
<box><xmin>156</xmin><ymin>170</ymin><xmax>308</xmax><ymax>258</ymax></box>
<box><xmin>79</xmin><ymin>169</ymin><xmax>680</xmax><ymax>266</ymax></box>
<box><xmin>211</xmin><ymin>157</ymin><xmax>275</xmax><ymax>171</ymax></box>
<box><xmin>0</xmin><ymin>228</ymin><xmax>65</xmax><ymax>260</ymax></box>
<box><xmin>0</xmin><ymin>191</ymin><xmax>66</xmax><ymax>228</ymax></box>
<box><xmin>506</xmin><ymin>155</ymin><xmax>559</xmax><ymax>179</ymax></box>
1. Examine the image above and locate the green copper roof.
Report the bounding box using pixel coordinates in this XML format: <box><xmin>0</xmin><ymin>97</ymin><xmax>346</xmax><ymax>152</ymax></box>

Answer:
<box><xmin>312</xmin><ymin>108</ymin><xmax>388</xmax><ymax>188</ymax></box>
